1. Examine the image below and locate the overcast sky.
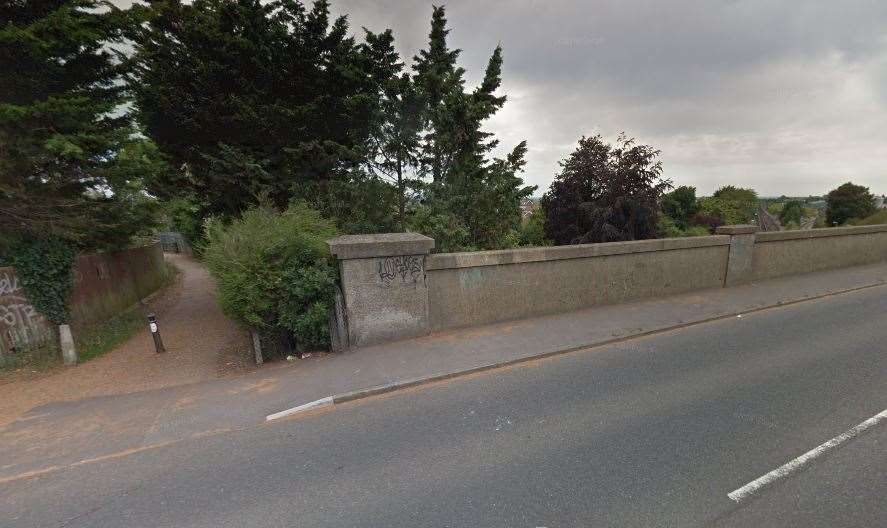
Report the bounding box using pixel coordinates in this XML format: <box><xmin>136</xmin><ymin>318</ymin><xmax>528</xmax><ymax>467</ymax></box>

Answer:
<box><xmin>326</xmin><ymin>0</ymin><xmax>887</xmax><ymax>197</ymax></box>
<box><xmin>119</xmin><ymin>0</ymin><xmax>887</xmax><ymax>197</ymax></box>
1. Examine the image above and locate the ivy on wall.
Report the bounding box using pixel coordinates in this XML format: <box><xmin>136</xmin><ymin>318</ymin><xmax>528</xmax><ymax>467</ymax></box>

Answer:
<box><xmin>8</xmin><ymin>239</ymin><xmax>76</xmax><ymax>325</ymax></box>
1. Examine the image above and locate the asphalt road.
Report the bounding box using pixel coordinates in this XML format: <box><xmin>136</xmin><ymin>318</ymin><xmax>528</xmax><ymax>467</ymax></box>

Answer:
<box><xmin>3</xmin><ymin>285</ymin><xmax>886</xmax><ymax>527</ymax></box>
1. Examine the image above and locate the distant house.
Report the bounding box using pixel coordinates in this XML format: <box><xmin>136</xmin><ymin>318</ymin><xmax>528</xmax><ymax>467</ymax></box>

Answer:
<box><xmin>876</xmin><ymin>196</ymin><xmax>887</xmax><ymax>210</ymax></box>
<box><xmin>520</xmin><ymin>198</ymin><xmax>538</xmax><ymax>220</ymax></box>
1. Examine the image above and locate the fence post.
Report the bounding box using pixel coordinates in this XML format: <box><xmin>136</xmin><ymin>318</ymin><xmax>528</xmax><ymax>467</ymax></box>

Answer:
<box><xmin>327</xmin><ymin>233</ymin><xmax>435</xmax><ymax>349</ymax></box>
<box><xmin>716</xmin><ymin>225</ymin><xmax>758</xmax><ymax>286</ymax></box>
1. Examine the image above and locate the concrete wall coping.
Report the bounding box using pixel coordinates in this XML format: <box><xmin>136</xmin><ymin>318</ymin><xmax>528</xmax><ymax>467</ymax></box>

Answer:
<box><xmin>716</xmin><ymin>225</ymin><xmax>758</xmax><ymax>235</ymax></box>
<box><xmin>426</xmin><ymin>235</ymin><xmax>731</xmax><ymax>271</ymax></box>
<box><xmin>755</xmin><ymin>223</ymin><xmax>887</xmax><ymax>242</ymax></box>
<box><xmin>327</xmin><ymin>232</ymin><xmax>435</xmax><ymax>260</ymax></box>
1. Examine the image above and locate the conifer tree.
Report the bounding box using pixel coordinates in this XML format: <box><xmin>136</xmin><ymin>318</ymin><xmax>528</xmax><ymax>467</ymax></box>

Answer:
<box><xmin>365</xmin><ymin>29</ymin><xmax>423</xmax><ymax>231</ymax></box>
<box><xmin>410</xmin><ymin>6</ymin><xmax>534</xmax><ymax>250</ymax></box>
<box><xmin>128</xmin><ymin>0</ymin><xmax>387</xmax><ymax>222</ymax></box>
<box><xmin>0</xmin><ymin>0</ymin><xmax>156</xmax><ymax>249</ymax></box>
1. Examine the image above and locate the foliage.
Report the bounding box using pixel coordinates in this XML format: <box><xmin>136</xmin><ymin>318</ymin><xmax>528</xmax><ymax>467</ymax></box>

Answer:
<box><xmin>541</xmin><ymin>134</ymin><xmax>671</xmax><ymax>245</ymax></box>
<box><xmin>698</xmin><ymin>197</ymin><xmax>744</xmax><ymax>226</ymax></box>
<box><xmin>408</xmin><ymin>7</ymin><xmax>535</xmax><ymax>250</ymax></box>
<box><xmin>848</xmin><ymin>209</ymin><xmax>887</xmax><ymax>226</ymax></box>
<box><xmin>0</xmin><ymin>339</ymin><xmax>58</xmax><ymax>372</ymax></box>
<box><xmin>364</xmin><ymin>30</ymin><xmax>424</xmax><ymax>230</ymax></box>
<box><xmin>696</xmin><ymin>186</ymin><xmax>758</xmax><ymax>225</ymax></box>
<box><xmin>691</xmin><ymin>212</ymin><xmax>724</xmax><ymax>233</ymax></box>
<box><xmin>161</xmin><ymin>196</ymin><xmax>205</xmax><ymax>247</ymax></box>
<box><xmin>292</xmin><ymin>175</ymin><xmax>400</xmax><ymax>236</ymax></box>
<box><xmin>7</xmin><ymin>238</ymin><xmax>76</xmax><ymax>325</ymax></box>
<box><xmin>779</xmin><ymin>200</ymin><xmax>804</xmax><ymax>226</ymax></box>
<box><xmin>407</xmin><ymin>204</ymin><xmax>473</xmax><ymax>252</ymax></box>
<box><xmin>0</xmin><ymin>0</ymin><xmax>157</xmax><ymax>250</ymax></box>
<box><xmin>712</xmin><ymin>186</ymin><xmax>758</xmax><ymax>218</ymax></box>
<box><xmin>203</xmin><ymin>204</ymin><xmax>338</xmax><ymax>350</ymax></box>
<box><xmin>660</xmin><ymin>214</ymin><xmax>711</xmax><ymax>238</ymax></box>
<box><xmin>661</xmin><ymin>186</ymin><xmax>698</xmax><ymax>230</ymax></box>
<box><xmin>826</xmin><ymin>182</ymin><xmax>876</xmax><ymax>226</ymax></box>
<box><xmin>519</xmin><ymin>207</ymin><xmax>550</xmax><ymax>246</ymax></box>
<box><xmin>128</xmin><ymin>0</ymin><xmax>389</xmax><ymax>222</ymax></box>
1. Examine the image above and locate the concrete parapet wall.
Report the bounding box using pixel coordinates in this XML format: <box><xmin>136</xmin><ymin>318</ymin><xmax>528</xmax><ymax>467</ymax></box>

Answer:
<box><xmin>427</xmin><ymin>237</ymin><xmax>730</xmax><ymax>331</ymax></box>
<box><xmin>329</xmin><ymin>224</ymin><xmax>887</xmax><ymax>348</ymax></box>
<box><xmin>751</xmin><ymin>225</ymin><xmax>887</xmax><ymax>281</ymax></box>
<box><xmin>328</xmin><ymin>234</ymin><xmax>435</xmax><ymax>348</ymax></box>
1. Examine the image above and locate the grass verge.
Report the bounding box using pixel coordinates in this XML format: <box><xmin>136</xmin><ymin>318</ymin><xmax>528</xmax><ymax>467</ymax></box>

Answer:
<box><xmin>74</xmin><ymin>261</ymin><xmax>179</xmax><ymax>363</ymax></box>
<box><xmin>0</xmin><ymin>340</ymin><xmax>59</xmax><ymax>373</ymax></box>
<box><xmin>74</xmin><ymin>305</ymin><xmax>148</xmax><ymax>363</ymax></box>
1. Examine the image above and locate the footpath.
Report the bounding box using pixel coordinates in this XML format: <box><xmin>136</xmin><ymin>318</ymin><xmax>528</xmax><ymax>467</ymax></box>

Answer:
<box><xmin>0</xmin><ymin>254</ymin><xmax>251</xmax><ymax>430</ymax></box>
<box><xmin>1</xmin><ymin>261</ymin><xmax>886</xmax><ymax>483</ymax></box>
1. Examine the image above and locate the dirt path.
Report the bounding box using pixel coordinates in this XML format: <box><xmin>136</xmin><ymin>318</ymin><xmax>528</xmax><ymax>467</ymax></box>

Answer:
<box><xmin>0</xmin><ymin>254</ymin><xmax>252</xmax><ymax>426</ymax></box>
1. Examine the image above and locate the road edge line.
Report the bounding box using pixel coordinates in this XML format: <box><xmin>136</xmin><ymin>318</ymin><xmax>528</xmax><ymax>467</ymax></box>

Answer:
<box><xmin>265</xmin><ymin>396</ymin><xmax>333</xmax><ymax>421</ymax></box>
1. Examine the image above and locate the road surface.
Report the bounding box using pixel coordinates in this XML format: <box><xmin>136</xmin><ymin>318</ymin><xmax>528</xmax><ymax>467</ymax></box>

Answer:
<box><xmin>2</xmin><ymin>285</ymin><xmax>886</xmax><ymax>527</ymax></box>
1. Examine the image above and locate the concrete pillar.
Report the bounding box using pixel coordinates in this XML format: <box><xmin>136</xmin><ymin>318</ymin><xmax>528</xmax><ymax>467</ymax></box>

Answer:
<box><xmin>327</xmin><ymin>233</ymin><xmax>435</xmax><ymax>348</ymax></box>
<box><xmin>716</xmin><ymin>225</ymin><xmax>758</xmax><ymax>286</ymax></box>
<box><xmin>59</xmin><ymin>324</ymin><xmax>77</xmax><ymax>366</ymax></box>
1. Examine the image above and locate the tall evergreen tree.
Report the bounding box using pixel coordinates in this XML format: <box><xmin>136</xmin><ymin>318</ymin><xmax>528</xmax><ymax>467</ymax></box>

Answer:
<box><xmin>128</xmin><ymin>0</ymin><xmax>388</xmax><ymax>223</ymax></box>
<box><xmin>0</xmin><ymin>0</ymin><xmax>156</xmax><ymax>249</ymax></box>
<box><xmin>364</xmin><ymin>29</ymin><xmax>423</xmax><ymax>231</ymax></box>
<box><xmin>412</xmin><ymin>5</ymin><xmax>461</xmax><ymax>183</ymax></box>
<box><xmin>410</xmin><ymin>6</ymin><xmax>534</xmax><ymax>251</ymax></box>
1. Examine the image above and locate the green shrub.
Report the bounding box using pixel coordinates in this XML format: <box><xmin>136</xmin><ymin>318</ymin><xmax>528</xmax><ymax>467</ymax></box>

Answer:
<box><xmin>848</xmin><ymin>209</ymin><xmax>887</xmax><ymax>226</ymax></box>
<box><xmin>203</xmin><ymin>204</ymin><xmax>338</xmax><ymax>351</ymax></box>
<box><xmin>519</xmin><ymin>207</ymin><xmax>550</xmax><ymax>247</ymax></box>
<box><xmin>661</xmin><ymin>214</ymin><xmax>711</xmax><ymax>238</ymax></box>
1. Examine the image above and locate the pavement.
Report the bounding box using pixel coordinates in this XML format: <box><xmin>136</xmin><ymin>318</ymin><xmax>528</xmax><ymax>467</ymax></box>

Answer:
<box><xmin>1</xmin><ymin>267</ymin><xmax>886</xmax><ymax>527</ymax></box>
<box><xmin>0</xmin><ymin>253</ymin><xmax>253</xmax><ymax>427</ymax></box>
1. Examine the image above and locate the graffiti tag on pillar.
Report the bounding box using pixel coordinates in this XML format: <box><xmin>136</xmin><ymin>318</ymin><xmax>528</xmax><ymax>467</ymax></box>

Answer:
<box><xmin>378</xmin><ymin>256</ymin><xmax>423</xmax><ymax>287</ymax></box>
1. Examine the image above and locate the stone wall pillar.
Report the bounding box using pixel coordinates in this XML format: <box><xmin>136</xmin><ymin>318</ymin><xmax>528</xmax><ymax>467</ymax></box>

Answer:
<box><xmin>716</xmin><ymin>225</ymin><xmax>758</xmax><ymax>286</ymax></box>
<box><xmin>327</xmin><ymin>233</ymin><xmax>435</xmax><ymax>348</ymax></box>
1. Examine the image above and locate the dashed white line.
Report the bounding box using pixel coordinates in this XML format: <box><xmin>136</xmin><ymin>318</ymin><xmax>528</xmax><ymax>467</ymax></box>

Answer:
<box><xmin>728</xmin><ymin>408</ymin><xmax>887</xmax><ymax>502</ymax></box>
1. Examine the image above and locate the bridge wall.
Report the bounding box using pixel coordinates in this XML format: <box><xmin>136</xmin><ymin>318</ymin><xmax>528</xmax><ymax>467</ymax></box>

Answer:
<box><xmin>425</xmin><ymin>237</ymin><xmax>730</xmax><ymax>332</ymax></box>
<box><xmin>751</xmin><ymin>225</ymin><xmax>887</xmax><ymax>281</ymax></box>
<box><xmin>328</xmin><ymin>224</ymin><xmax>887</xmax><ymax>347</ymax></box>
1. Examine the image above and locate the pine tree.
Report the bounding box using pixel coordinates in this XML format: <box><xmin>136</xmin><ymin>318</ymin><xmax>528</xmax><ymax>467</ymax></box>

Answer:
<box><xmin>410</xmin><ymin>6</ymin><xmax>534</xmax><ymax>250</ymax></box>
<box><xmin>0</xmin><ymin>0</ymin><xmax>155</xmax><ymax>249</ymax></box>
<box><xmin>365</xmin><ymin>29</ymin><xmax>423</xmax><ymax>231</ymax></box>
<box><xmin>412</xmin><ymin>5</ymin><xmax>462</xmax><ymax>183</ymax></box>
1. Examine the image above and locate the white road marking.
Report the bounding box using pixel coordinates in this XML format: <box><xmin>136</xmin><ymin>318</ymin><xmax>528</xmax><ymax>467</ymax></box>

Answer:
<box><xmin>728</xmin><ymin>408</ymin><xmax>887</xmax><ymax>502</ymax></box>
<box><xmin>265</xmin><ymin>396</ymin><xmax>334</xmax><ymax>422</ymax></box>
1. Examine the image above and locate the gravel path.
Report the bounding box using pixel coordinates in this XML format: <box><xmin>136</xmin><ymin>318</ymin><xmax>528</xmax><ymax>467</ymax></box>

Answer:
<box><xmin>0</xmin><ymin>254</ymin><xmax>252</xmax><ymax>426</ymax></box>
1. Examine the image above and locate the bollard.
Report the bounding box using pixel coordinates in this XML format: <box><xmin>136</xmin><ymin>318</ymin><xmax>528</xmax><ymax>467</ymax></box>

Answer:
<box><xmin>148</xmin><ymin>314</ymin><xmax>166</xmax><ymax>353</ymax></box>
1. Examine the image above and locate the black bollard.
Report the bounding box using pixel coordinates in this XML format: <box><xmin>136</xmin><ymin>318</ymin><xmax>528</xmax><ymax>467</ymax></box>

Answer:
<box><xmin>148</xmin><ymin>314</ymin><xmax>166</xmax><ymax>353</ymax></box>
